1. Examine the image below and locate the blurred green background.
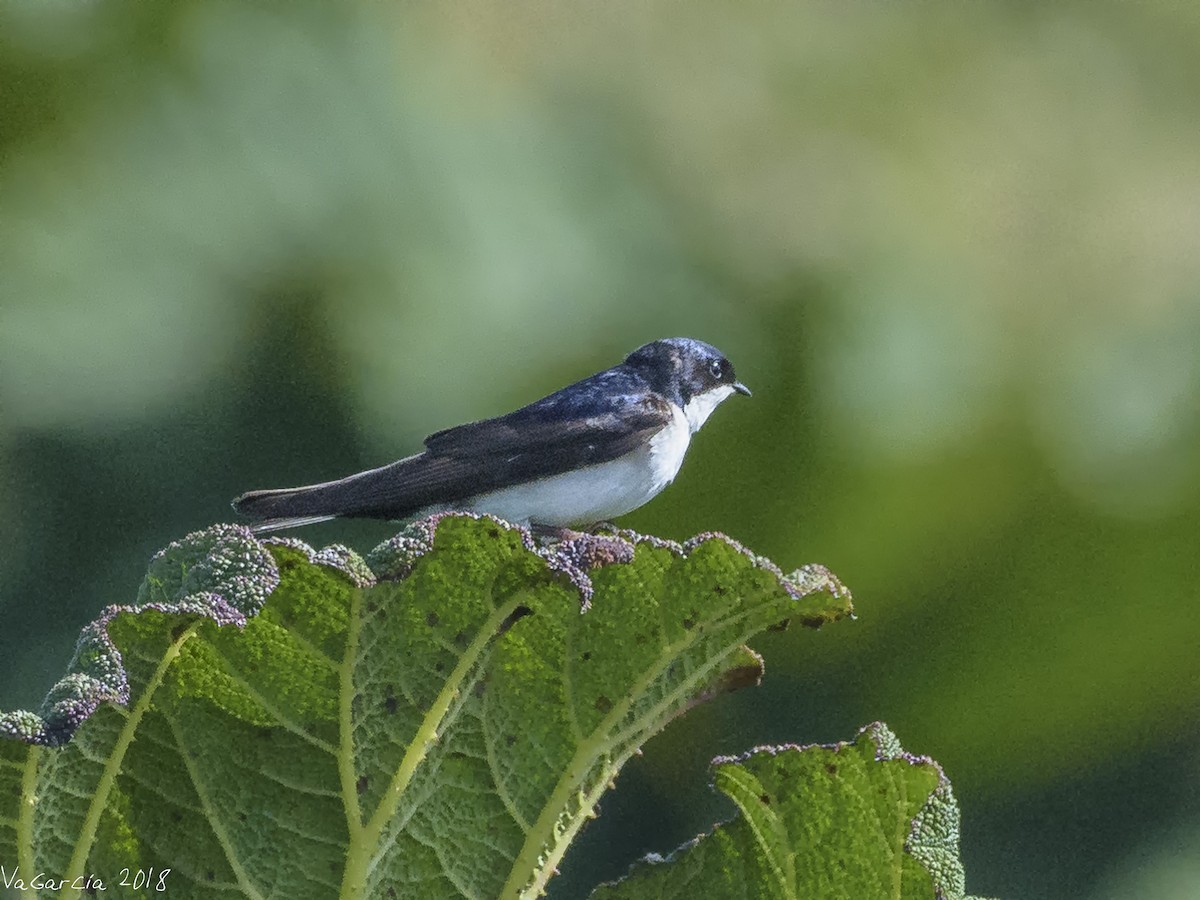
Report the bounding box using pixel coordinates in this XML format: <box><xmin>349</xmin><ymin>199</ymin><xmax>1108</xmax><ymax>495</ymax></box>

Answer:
<box><xmin>2</xmin><ymin>1</ymin><xmax>1199</xmax><ymax>897</ymax></box>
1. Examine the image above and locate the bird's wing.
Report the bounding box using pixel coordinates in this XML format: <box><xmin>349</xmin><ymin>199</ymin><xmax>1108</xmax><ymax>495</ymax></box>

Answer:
<box><xmin>424</xmin><ymin>389</ymin><xmax>674</xmax><ymax>476</ymax></box>
<box><xmin>233</xmin><ymin>383</ymin><xmax>675</xmax><ymax>526</ymax></box>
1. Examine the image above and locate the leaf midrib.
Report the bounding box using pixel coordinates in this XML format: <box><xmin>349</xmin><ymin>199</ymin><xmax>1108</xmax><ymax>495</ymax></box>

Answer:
<box><xmin>337</xmin><ymin>591</ymin><xmax>528</xmax><ymax>899</ymax></box>
<box><xmin>56</xmin><ymin>622</ymin><xmax>202</xmax><ymax>900</ymax></box>
<box><xmin>17</xmin><ymin>745</ymin><xmax>40</xmax><ymax>885</ymax></box>
<box><xmin>500</xmin><ymin>593</ymin><xmax>772</xmax><ymax>899</ymax></box>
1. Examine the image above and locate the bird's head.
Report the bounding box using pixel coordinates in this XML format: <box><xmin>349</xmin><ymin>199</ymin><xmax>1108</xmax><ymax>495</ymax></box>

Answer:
<box><xmin>625</xmin><ymin>337</ymin><xmax>751</xmax><ymax>432</ymax></box>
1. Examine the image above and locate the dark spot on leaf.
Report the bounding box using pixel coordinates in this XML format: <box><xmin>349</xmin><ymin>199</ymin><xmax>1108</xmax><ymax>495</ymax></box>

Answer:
<box><xmin>171</xmin><ymin>810</ymin><xmax>182</xmax><ymax>823</ymax></box>
<box><xmin>799</xmin><ymin>616</ymin><xmax>827</xmax><ymax>629</ymax></box>
<box><xmin>713</xmin><ymin>584</ymin><xmax>726</xmax><ymax>595</ymax></box>
<box><xmin>473</xmin><ymin>678</ymin><xmax>487</xmax><ymax>698</ymax></box>
<box><xmin>595</xmin><ymin>695</ymin><xmax>613</xmax><ymax>714</ymax></box>
<box><xmin>454</xmin><ymin>631</ymin><xmax>468</xmax><ymax>648</ymax></box>
<box><xmin>505</xmin><ymin>734</ymin><xmax>517</xmax><ymax>747</ymax></box>
<box><xmin>170</xmin><ymin>622</ymin><xmax>189</xmax><ymax>641</ymax></box>
<box><xmin>238</xmin><ymin>812</ymin><xmax>247</xmax><ymax>822</ymax></box>
<box><xmin>759</xmin><ymin>793</ymin><xmax>771</xmax><ymax>804</ymax></box>
<box><xmin>356</xmin><ymin>775</ymin><xmax>368</xmax><ymax>795</ymax></box>
<box><xmin>768</xmin><ymin>618</ymin><xmax>791</xmax><ymax>632</ymax></box>
<box><xmin>385</xmin><ymin>692</ymin><xmax>398</xmax><ymax>715</ymax></box>
<box><xmin>498</xmin><ymin>605</ymin><xmax>531</xmax><ymax>636</ymax></box>
<box><xmin>634</xmin><ymin>633</ymin><xmax>647</xmax><ymax>645</ymax></box>
<box><xmin>682</xmin><ymin>617</ymin><xmax>696</xmax><ymax>630</ymax></box>
<box><xmin>426</xmin><ymin>611</ymin><xmax>439</xmax><ymax>627</ymax></box>
<box><xmin>581</xmin><ymin>651</ymin><xmax>592</xmax><ymax>661</ymax></box>
<box><xmin>826</xmin><ymin>763</ymin><xmax>838</xmax><ymax>776</ymax></box>
<box><xmin>387</xmin><ymin>888</ymin><xmax>397</xmax><ymax>898</ymax></box>
<box><xmin>206</xmin><ymin>871</ymin><xmax>215</xmax><ymax>882</ymax></box>
<box><xmin>434</xmin><ymin>660</ymin><xmax>445</xmax><ymax>673</ymax></box>
<box><xmin>366</xmin><ymin>601</ymin><xmax>378</xmax><ymax>613</ymax></box>
<box><xmin>487</xmin><ymin>527</ymin><xmax>500</xmax><ymax>538</ymax></box>
<box><xmin>351</xmin><ymin>694</ymin><xmax>363</xmax><ymax>715</ymax></box>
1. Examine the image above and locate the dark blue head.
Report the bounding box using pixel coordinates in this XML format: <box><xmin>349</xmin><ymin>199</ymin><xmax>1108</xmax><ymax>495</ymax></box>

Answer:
<box><xmin>624</xmin><ymin>337</ymin><xmax>751</xmax><ymax>414</ymax></box>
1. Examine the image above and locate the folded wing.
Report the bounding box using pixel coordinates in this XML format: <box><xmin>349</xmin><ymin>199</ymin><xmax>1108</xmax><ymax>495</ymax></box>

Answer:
<box><xmin>232</xmin><ymin>379</ymin><xmax>672</xmax><ymax>531</ymax></box>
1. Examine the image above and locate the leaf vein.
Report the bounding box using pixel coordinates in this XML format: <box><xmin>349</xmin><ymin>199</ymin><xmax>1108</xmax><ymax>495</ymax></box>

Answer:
<box><xmin>261</xmin><ymin>809</ymin><xmax>346</xmax><ymax>849</ymax></box>
<box><xmin>560</xmin><ymin>617</ymin><xmax>586</xmax><ymax>745</ymax></box>
<box><xmin>348</xmin><ymin>592</ymin><xmax>526</xmax><ymax>895</ymax></box>
<box><xmin>280</xmin><ymin>628</ymin><xmax>340</xmax><ymax>672</ymax></box>
<box><xmin>500</xmin><ymin>591</ymin><xmax>772</xmax><ymax>897</ymax></box>
<box><xmin>336</xmin><ymin>584</ymin><xmax>366</xmax><ymax>898</ymax></box>
<box><xmin>206</xmin><ymin>642</ymin><xmax>337</xmax><ymax>755</ymax></box>
<box><xmin>483</xmin><ymin>721</ymin><xmax>531</xmax><ymax>835</ymax></box>
<box><xmin>166</xmin><ymin>716</ymin><xmax>267</xmax><ymax>900</ymax></box>
<box><xmin>56</xmin><ymin>625</ymin><xmax>200</xmax><ymax>900</ymax></box>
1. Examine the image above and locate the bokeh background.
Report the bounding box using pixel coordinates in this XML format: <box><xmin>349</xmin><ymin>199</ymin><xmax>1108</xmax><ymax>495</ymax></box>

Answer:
<box><xmin>3</xmin><ymin>2</ymin><xmax>1199</xmax><ymax>897</ymax></box>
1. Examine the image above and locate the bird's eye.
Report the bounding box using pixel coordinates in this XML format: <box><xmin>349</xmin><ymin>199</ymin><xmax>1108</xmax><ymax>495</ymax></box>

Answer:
<box><xmin>708</xmin><ymin>359</ymin><xmax>724</xmax><ymax>380</ymax></box>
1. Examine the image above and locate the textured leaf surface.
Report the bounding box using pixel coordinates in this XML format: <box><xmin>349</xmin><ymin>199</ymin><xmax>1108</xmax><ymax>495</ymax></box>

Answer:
<box><xmin>0</xmin><ymin>515</ymin><xmax>851</xmax><ymax>899</ymax></box>
<box><xmin>591</xmin><ymin>722</ymin><xmax>995</xmax><ymax>900</ymax></box>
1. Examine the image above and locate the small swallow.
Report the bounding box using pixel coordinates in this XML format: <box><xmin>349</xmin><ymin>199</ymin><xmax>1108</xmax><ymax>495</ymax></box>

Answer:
<box><xmin>232</xmin><ymin>337</ymin><xmax>749</xmax><ymax>532</ymax></box>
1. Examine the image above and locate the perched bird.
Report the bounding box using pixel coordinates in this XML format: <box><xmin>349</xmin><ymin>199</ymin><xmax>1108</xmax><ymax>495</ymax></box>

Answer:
<box><xmin>232</xmin><ymin>337</ymin><xmax>750</xmax><ymax>533</ymax></box>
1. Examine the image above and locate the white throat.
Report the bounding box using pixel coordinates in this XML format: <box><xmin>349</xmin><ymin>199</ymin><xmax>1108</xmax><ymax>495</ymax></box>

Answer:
<box><xmin>682</xmin><ymin>384</ymin><xmax>735</xmax><ymax>433</ymax></box>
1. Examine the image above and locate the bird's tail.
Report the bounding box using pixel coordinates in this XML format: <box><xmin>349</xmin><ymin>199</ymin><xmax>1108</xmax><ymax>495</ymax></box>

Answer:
<box><xmin>229</xmin><ymin>488</ymin><xmax>339</xmax><ymax>533</ymax></box>
<box><xmin>231</xmin><ymin>454</ymin><xmax>426</xmax><ymax>533</ymax></box>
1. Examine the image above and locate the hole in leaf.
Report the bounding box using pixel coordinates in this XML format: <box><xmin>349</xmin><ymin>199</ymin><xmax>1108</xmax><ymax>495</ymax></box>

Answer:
<box><xmin>498</xmin><ymin>605</ymin><xmax>532</xmax><ymax>636</ymax></box>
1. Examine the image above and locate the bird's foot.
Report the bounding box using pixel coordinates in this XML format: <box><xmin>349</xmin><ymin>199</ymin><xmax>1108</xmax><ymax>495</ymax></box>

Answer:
<box><xmin>530</xmin><ymin>521</ymin><xmax>621</xmax><ymax>544</ymax></box>
<box><xmin>530</xmin><ymin>524</ymin><xmax>589</xmax><ymax>544</ymax></box>
<box><xmin>529</xmin><ymin>523</ymin><xmax>634</xmax><ymax>568</ymax></box>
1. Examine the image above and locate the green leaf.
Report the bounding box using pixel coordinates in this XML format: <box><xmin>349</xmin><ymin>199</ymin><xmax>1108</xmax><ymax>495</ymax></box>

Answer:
<box><xmin>590</xmin><ymin>722</ymin><xmax>994</xmax><ymax>900</ymax></box>
<box><xmin>0</xmin><ymin>514</ymin><xmax>851</xmax><ymax>899</ymax></box>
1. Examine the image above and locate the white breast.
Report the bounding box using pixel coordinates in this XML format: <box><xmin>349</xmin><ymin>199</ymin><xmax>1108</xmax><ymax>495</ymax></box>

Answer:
<box><xmin>464</xmin><ymin>404</ymin><xmax>692</xmax><ymax>527</ymax></box>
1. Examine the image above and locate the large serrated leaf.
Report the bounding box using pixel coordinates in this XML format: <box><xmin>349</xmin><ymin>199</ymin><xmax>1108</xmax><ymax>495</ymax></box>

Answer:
<box><xmin>589</xmin><ymin>722</ymin><xmax>996</xmax><ymax>900</ymax></box>
<box><xmin>0</xmin><ymin>514</ymin><xmax>851</xmax><ymax>899</ymax></box>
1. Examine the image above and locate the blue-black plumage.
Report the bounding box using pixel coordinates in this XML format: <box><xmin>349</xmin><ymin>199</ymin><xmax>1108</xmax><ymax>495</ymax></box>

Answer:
<box><xmin>232</xmin><ymin>337</ymin><xmax>750</xmax><ymax>532</ymax></box>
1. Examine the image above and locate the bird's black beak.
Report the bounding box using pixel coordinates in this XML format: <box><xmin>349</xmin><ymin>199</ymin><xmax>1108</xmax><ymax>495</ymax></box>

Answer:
<box><xmin>733</xmin><ymin>381</ymin><xmax>752</xmax><ymax>397</ymax></box>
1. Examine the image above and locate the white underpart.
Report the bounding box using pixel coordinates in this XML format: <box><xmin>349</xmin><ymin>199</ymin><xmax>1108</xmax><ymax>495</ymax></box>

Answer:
<box><xmin>683</xmin><ymin>384</ymin><xmax>735</xmax><ymax>432</ymax></box>
<box><xmin>463</xmin><ymin>387</ymin><xmax>735</xmax><ymax>526</ymax></box>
